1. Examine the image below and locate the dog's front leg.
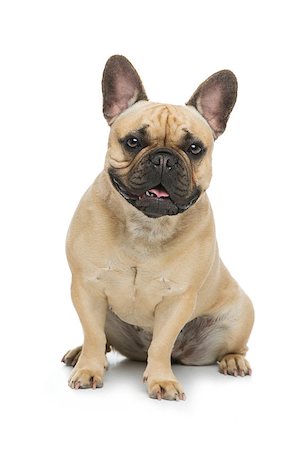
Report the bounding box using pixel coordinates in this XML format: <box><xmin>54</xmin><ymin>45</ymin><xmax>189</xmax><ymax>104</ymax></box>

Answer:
<box><xmin>143</xmin><ymin>292</ymin><xmax>196</xmax><ymax>401</ymax></box>
<box><xmin>68</xmin><ymin>278</ymin><xmax>108</xmax><ymax>389</ymax></box>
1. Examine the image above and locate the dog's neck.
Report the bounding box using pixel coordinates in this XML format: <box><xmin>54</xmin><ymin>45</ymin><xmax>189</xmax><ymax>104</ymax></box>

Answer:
<box><xmin>124</xmin><ymin>211</ymin><xmax>181</xmax><ymax>245</ymax></box>
<box><xmin>95</xmin><ymin>171</ymin><xmax>211</xmax><ymax>247</ymax></box>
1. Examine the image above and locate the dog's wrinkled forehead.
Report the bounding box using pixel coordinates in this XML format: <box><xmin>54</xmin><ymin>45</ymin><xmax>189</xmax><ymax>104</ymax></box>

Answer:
<box><xmin>110</xmin><ymin>102</ymin><xmax>214</xmax><ymax>155</ymax></box>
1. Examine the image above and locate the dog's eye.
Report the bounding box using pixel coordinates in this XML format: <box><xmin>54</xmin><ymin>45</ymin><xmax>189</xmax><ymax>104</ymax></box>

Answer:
<box><xmin>125</xmin><ymin>136</ymin><xmax>141</xmax><ymax>151</ymax></box>
<box><xmin>189</xmin><ymin>143</ymin><xmax>204</xmax><ymax>156</ymax></box>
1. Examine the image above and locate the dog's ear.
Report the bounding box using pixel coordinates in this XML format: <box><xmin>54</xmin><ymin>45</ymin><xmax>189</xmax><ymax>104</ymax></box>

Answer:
<box><xmin>186</xmin><ymin>70</ymin><xmax>237</xmax><ymax>139</ymax></box>
<box><xmin>102</xmin><ymin>55</ymin><xmax>148</xmax><ymax>125</ymax></box>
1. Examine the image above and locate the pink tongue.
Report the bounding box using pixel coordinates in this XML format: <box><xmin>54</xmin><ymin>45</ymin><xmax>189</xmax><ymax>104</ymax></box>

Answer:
<box><xmin>148</xmin><ymin>187</ymin><xmax>169</xmax><ymax>198</ymax></box>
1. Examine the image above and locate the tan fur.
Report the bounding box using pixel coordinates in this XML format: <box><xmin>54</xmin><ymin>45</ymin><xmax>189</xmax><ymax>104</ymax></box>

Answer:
<box><xmin>63</xmin><ymin>99</ymin><xmax>254</xmax><ymax>400</ymax></box>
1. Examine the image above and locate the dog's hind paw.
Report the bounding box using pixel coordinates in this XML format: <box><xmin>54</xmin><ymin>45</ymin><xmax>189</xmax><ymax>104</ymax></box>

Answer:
<box><xmin>218</xmin><ymin>354</ymin><xmax>252</xmax><ymax>377</ymax></box>
<box><xmin>61</xmin><ymin>346</ymin><xmax>82</xmax><ymax>367</ymax></box>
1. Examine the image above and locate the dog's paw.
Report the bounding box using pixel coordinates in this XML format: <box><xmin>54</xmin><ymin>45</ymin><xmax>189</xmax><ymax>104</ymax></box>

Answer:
<box><xmin>62</xmin><ymin>346</ymin><xmax>82</xmax><ymax>367</ymax></box>
<box><xmin>144</xmin><ymin>375</ymin><xmax>186</xmax><ymax>401</ymax></box>
<box><xmin>68</xmin><ymin>366</ymin><xmax>106</xmax><ymax>389</ymax></box>
<box><xmin>218</xmin><ymin>354</ymin><xmax>252</xmax><ymax>377</ymax></box>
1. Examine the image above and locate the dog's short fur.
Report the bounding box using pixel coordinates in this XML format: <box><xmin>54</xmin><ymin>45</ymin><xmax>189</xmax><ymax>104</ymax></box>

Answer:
<box><xmin>62</xmin><ymin>55</ymin><xmax>254</xmax><ymax>400</ymax></box>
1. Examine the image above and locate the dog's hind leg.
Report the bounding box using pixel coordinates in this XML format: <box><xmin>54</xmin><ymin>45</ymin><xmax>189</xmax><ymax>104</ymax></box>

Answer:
<box><xmin>62</xmin><ymin>309</ymin><xmax>151</xmax><ymax>368</ymax></box>
<box><xmin>62</xmin><ymin>343</ymin><xmax>111</xmax><ymax>367</ymax></box>
<box><xmin>172</xmin><ymin>291</ymin><xmax>254</xmax><ymax>377</ymax></box>
<box><xmin>105</xmin><ymin>310</ymin><xmax>152</xmax><ymax>362</ymax></box>
<box><xmin>62</xmin><ymin>346</ymin><xmax>82</xmax><ymax>367</ymax></box>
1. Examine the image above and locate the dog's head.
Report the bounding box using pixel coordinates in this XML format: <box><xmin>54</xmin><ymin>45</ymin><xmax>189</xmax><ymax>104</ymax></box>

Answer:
<box><xmin>102</xmin><ymin>55</ymin><xmax>237</xmax><ymax>218</ymax></box>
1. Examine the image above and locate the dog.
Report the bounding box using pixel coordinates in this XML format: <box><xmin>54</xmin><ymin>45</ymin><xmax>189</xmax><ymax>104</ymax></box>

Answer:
<box><xmin>62</xmin><ymin>55</ymin><xmax>254</xmax><ymax>401</ymax></box>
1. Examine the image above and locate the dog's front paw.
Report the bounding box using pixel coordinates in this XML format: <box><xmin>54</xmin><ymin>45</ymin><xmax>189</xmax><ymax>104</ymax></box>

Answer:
<box><xmin>147</xmin><ymin>379</ymin><xmax>186</xmax><ymax>401</ymax></box>
<box><xmin>143</xmin><ymin>372</ymin><xmax>185</xmax><ymax>401</ymax></box>
<box><xmin>68</xmin><ymin>363</ymin><xmax>107</xmax><ymax>389</ymax></box>
<box><xmin>218</xmin><ymin>353</ymin><xmax>252</xmax><ymax>377</ymax></box>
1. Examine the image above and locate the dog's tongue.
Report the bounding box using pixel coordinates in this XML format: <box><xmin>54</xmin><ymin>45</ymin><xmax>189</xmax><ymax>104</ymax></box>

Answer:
<box><xmin>148</xmin><ymin>187</ymin><xmax>170</xmax><ymax>198</ymax></box>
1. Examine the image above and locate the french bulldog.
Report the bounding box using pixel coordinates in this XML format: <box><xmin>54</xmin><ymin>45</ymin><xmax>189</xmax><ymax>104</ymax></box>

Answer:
<box><xmin>62</xmin><ymin>55</ymin><xmax>254</xmax><ymax>401</ymax></box>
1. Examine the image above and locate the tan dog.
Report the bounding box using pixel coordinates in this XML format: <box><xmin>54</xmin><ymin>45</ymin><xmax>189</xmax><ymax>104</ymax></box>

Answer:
<box><xmin>62</xmin><ymin>55</ymin><xmax>254</xmax><ymax>401</ymax></box>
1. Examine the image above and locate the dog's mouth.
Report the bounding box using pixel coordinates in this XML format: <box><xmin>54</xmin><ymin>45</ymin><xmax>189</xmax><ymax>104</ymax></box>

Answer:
<box><xmin>138</xmin><ymin>185</ymin><xmax>170</xmax><ymax>200</ymax></box>
<box><xmin>110</xmin><ymin>175</ymin><xmax>200</xmax><ymax>218</ymax></box>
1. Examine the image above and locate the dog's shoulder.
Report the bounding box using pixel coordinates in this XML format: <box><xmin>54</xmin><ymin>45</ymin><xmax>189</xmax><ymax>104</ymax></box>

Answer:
<box><xmin>66</xmin><ymin>172</ymin><xmax>121</xmax><ymax>268</ymax></box>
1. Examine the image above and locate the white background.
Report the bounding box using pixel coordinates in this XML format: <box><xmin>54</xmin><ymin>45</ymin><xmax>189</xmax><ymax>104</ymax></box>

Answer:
<box><xmin>1</xmin><ymin>0</ymin><xmax>299</xmax><ymax>448</ymax></box>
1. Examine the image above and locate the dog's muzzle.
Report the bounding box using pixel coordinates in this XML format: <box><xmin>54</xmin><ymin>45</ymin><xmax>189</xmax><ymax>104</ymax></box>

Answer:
<box><xmin>109</xmin><ymin>148</ymin><xmax>201</xmax><ymax>218</ymax></box>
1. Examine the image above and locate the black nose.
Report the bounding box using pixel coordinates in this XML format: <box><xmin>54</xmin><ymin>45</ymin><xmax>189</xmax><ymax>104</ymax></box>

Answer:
<box><xmin>149</xmin><ymin>148</ymin><xmax>178</xmax><ymax>170</ymax></box>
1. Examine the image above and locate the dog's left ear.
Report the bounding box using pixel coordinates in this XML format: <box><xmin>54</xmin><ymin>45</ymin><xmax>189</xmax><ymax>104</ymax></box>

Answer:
<box><xmin>186</xmin><ymin>70</ymin><xmax>237</xmax><ymax>139</ymax></box>
<box><xmin>102</xmin><ymin>55</ymin><xmax>148</xmax><ymax>125</ymax></box>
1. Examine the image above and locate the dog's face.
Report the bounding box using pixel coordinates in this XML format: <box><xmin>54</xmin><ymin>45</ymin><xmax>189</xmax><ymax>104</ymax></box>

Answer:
<box><xmin>102</xmin><ymin>56</ymin><xmax>237</xmax><ymax>218</ymax></box>
<box><xmin>106</xmin><ymin>102</ymin><xmax>213</xmax><ymax>218</ymax></box>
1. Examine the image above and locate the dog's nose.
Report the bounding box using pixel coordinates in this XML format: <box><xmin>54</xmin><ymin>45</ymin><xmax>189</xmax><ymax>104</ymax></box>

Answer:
<box><xmin>150</xmin><ymin>149</ymin><xmax>178</xmax><ymax>170</ymax></box>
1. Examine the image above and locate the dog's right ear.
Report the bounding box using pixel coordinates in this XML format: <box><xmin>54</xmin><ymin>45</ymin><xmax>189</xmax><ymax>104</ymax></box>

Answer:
<box><xmin>102</xmin><ymin>55</ymin><xmax>148</xmax><ymax>125</ymax></box>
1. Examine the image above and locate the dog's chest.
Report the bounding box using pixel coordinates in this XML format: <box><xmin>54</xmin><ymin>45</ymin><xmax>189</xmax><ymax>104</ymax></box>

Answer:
<box><xmin>93</xmin><ymin>261</ymin><xmax>187</xmax><ymax>329</ymax></box>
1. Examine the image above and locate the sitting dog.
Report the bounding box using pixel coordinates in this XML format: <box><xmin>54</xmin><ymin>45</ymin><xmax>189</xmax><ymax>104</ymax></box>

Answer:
<box><xmin>62</xmin><ymin>55</ymin><xmax>254</xmax><ymax>401</ymax></box>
